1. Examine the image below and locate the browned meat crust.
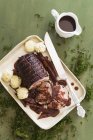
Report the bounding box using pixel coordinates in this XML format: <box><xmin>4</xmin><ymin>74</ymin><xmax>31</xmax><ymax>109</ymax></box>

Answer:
<box><xmin>14</xmin><ymin>53</ymin><xmax>48</xmax><ymax>88</ymax></box>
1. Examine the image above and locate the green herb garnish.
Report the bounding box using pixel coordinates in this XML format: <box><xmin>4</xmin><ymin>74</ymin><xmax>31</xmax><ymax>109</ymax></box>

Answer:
<box><xmin>12</xmin><ymin>109</ymin><xmax>36</xmax><ymax>140</ymax></box>
<box><xmin>85</xmin><ymin>86</ymin><xmax>93</xmax><ymax>101</ymax></box>
<box><xmin>70</xmin><ymin>124</ymin><xmax>77</xmax><ymax>137</ymax></box>
<box><xmin>34</xmin><ymin>13</ymin><xmax>43</xmax><ymax>19</ymax></box>
<box><xmin>74</xmin><ymin>52</ymin><xmax>89</xmax><ymax>76</ymax></box>
<box><xmin>64</xmin><ymin>51</ymin><xmax>67</xmax><ymax>58</ymax></box>
<box><xmin>12</xmin><ymin>112</ymin><xmax>72</xmax><ymax>140</ymax></box>
<box><xmin>3</xmin><ymin>45</ymin><xmax>12</xmax><ymax>52</ymax></box>
<box><xmin>71</xmin><ymin>51</ymin><xmax>89</xmax><ymax>77</ymax></box>
<box><xmin>56</xmin><ymin>42</ymin><xmax>61</xmax><ymax>46</ymax></box>
<box><xmin>80</xmin><ymin>121</ymin><xmax>83</xmax><ymax>125</ymax></box>
<box><xmin>48</xmin><ymin>21</ymin><xmax>55</xmax><ymax>31</ymax></box>
<box><xmin>90</xmin><ymin>65</ymin><xmax>93</xmax><ymax>69</ymax></box>
<box><xmin>0</xmin><ymin>107</ymin><xmax>6</xmax><ymax>117</ymax></box>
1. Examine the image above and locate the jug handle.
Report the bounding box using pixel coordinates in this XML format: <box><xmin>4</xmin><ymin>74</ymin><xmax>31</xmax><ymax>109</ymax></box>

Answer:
<box><xmin>51</xmin><ymin>9</ymin><xmax>59</xmax><ymax>20</ymax></box>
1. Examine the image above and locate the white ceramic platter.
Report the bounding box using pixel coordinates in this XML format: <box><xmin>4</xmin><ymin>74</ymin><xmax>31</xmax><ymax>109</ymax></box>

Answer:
<box><xmin>0</xmin><ymin>35</ymin><xmax>86</xmax><ymax>130</ymax></box>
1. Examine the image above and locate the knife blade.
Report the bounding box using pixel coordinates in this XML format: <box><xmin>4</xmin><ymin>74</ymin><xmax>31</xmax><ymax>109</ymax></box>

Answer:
<box><xmin>44</xmin><ymin>32</ymin><xmax>85</xmax><ymax>118</ymax></box>
<box><xmin>44</xmin><ymin>32</ymin><xmax>66</xmax><ymax>80</ymax></box>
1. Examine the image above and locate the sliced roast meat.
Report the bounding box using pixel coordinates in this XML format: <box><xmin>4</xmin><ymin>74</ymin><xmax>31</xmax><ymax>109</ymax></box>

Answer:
<box><xmin>48</xmin><ymin>99</ymin><xmax>62</xmax><ymax>109</ymax></box>
<box><xmin>34</xmin><ymin>81</ymin><xmax>52</xmax><ymax>105</ymax></box>
<box><xmin>52</xmin><ymin>84</ymin><xmax>71</xmax><ymax>108</ymax></box>
<box><xmin>38</xmin><ymin>108</ymin><xmax>59</xmax><ymax>119</ymax></box>
<box><xmin>35</xmin><ymin>89</ymin><xmax>52</xmax><ymax>105</ymax></box>
<box><xmin>36</xmin><ymin>53</ymin><xmax>58</xmax><ymax>83</ymax></box>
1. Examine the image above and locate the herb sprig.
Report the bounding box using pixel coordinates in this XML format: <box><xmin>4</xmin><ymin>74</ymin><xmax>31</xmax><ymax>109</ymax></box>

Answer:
<box><xmin>34</xmin><ymin>13</ymin><xmax>43</xmax><ymax>20</ymax></box>
<box><xmin>85</xmin><ymin>86</ymin><xmax>93</xmax><ymax>101</ymax></box>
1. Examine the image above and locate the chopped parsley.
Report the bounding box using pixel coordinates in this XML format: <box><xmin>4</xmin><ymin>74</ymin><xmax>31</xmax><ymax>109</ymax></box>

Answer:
<box><xmin>3</xmin><ymin>45</ymin><xmax>12</xmax><ymax>52</ymax></box>
<box><xmin>48</xmin><ymin>21</ymin><xmax>55</xmax><ymax>31</ymax></box>
<box><xmin>85</xmin><ymin>86</ymin><xmax>93</xmax><ymax>101</ymax></box>
<box><xmin>34</xmin><ymin>14</ymin><xmax>43</xmax><ymax>19</ymax></box>
<box><xmin>70</xmin><ymin>49</ymin><xmax>89</xmax><ymax>77</ymax></box>
<box><xmin>12</xmin><ymin>109</ymin><xmax>36</xmax><ymax>140</ymax></box>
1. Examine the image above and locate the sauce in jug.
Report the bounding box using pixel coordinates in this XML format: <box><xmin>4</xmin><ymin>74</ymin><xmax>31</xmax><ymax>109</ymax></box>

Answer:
<box><xmin>59</xmin><ymin>16</ymin><xmax>76</xmax><ymax>32</ymax></box>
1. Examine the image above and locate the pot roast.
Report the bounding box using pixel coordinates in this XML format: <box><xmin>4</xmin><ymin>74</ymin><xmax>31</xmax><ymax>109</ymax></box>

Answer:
<box><xmin>14</xmin><ymin>53</ymin><xmax>49</xmax><ymax>88</ymax></box>
<box><xmin>14</xmin><ymin>53</ymin><xmax>71</xmax><ymax>119</ymax></box>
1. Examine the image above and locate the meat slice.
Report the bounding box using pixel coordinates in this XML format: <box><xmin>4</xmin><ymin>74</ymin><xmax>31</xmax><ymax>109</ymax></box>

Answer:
<box><xmin>38</xmin><ymin>108</ymin><xmax>59</xmax><ymax>119</ymax></box>
<box><xmin>14</xmin><ymin>53</ymin><xmax>49</xmax><ymax>88</ymax></box>
<box><xmin>35</xmin><ymin>81</ymin><xmax>52</xmax><ymax>105</ymax></box>
<box><xmin>36</xmin><ymin>53</ymin><xmax>58</xmax><ymax>83</ymax></box>
<box><xmin>49</xmin><ymin>84</ymin><xmax>71</xmax><ymax>109</ymax></box>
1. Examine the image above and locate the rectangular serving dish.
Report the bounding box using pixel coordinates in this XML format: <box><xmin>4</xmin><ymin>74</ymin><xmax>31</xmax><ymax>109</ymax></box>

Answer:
<box><xmin>0</xmin><ymin>35</ymin><xmax>86</xmax><ymax>130</ymax></box>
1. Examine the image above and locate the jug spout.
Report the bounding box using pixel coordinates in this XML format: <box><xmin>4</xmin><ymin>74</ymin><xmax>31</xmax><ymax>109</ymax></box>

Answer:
<box><xmin>74</xmin><ymin>23</ymin><xmax>82</xmax><ymax>35</ymax></box>
<box><xmin>51</xmin><ymin>9</ymin><xmax>59</xmax><ymax>20</ymax></box>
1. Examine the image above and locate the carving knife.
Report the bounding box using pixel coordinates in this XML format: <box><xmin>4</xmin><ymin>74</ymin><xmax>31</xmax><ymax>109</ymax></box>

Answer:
<box><xmin>44</xmin><ymin>32</ymin><xmax>85</xmax><ymax>118</ymax></box>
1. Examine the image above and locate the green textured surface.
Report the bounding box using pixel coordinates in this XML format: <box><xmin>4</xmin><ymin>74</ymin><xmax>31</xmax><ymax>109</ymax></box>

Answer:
<box><xmin>0</xmin><ymin>0</ymin><xmax>93</xmax><ymax>140</ymax></box>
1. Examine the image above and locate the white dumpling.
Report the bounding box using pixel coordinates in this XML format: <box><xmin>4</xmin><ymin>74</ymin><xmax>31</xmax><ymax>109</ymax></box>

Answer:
<box><xmin>10</xmin><ymin>75</ymin><xmax>21</xmax><ymax>89</ymax></box>
<box><xmin>1</xmin><ymin>72</ymin><xmax>12</xmax><ymax>82</ymax></box>
<box><xmin>35</xmin><ymin>42</ymin><xmax>46</xmax><ymax>53</ymax></box>
<box><xmin>25</xmin><ymin>40</ymin><xmax>36</xmax><ymax>52</ymax></box>
<box><xmin>17</xmin><ymin>87</ymin><xmax>28</xmax><ymax>99</ymax></box>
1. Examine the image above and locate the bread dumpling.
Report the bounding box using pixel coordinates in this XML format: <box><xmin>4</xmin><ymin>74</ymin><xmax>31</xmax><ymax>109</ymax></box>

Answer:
<box><xmin>35</xmin><ymin>42</ymin><xmax>46</xmax><ymax>53</ymax></box>
<box><xmin>17</xmin><ymin>87</ymin><xmax>28</xmax><ymax>99</ymax></box>
<box><xmin>25</xmin><ymin>40</ymin><xmax>36</xmax><ymax>52</ymax></box>
<box><xmin>2</xmin><ymin>72</ymin><xmax>12</xmax><ymax>82</ymax></box>
<box><xmin>10</xmin><ymin>75</ymin><xmax>21</xmax><ymax>89</ymax></box>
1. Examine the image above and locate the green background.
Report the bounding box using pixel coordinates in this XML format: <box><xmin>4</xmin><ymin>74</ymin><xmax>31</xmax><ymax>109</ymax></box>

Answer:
<box><xmin>0</xmin><ymin>0</ymin><xmax>93</xmax><ymax>140</ymax></box>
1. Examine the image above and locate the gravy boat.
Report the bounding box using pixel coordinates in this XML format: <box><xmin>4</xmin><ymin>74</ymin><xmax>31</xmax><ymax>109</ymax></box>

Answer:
<box><xmin>51</xmin><ymin>9</ymin><xmax>82</xmax><ymax>38</ymax></box>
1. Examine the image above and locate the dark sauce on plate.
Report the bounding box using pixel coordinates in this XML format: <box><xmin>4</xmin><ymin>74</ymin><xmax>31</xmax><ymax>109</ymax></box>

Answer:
<box><xmin>74</xmin><ymin>86</ymin><xmax>79</xmax><ymax>91</ymax></box>
<box><xmin>71</xmin><ymin>82</ymin><xmax>74</xmax><ymax>86</ymax></box>
<box><xmin>59</xmin><ymin>16</ymin><xmax>76</xmax><ymax>32</ymax></box>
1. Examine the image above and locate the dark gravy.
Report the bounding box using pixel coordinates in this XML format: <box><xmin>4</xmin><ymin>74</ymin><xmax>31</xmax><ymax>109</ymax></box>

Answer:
<box><xmin>59</xmin><ymin>16</ymin><xmax>76</xmax><ymax>32</ymax></box>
